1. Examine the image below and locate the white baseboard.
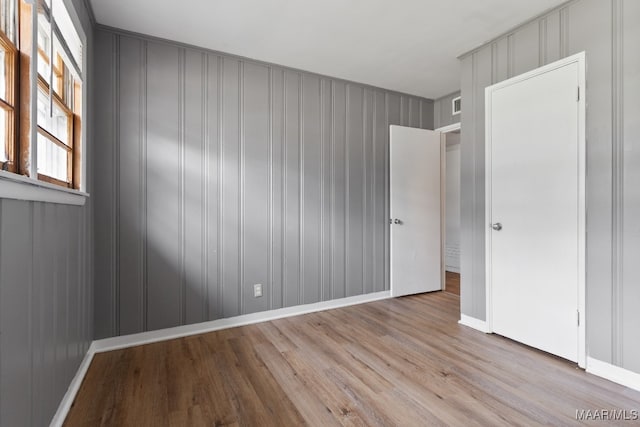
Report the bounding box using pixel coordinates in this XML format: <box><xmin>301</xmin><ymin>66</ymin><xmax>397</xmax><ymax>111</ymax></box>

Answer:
<box><xmin>50</xmin><ymin>342</ymin><xmax>97</xmax><ymax>427</ymax></box>
<box><xmin>458</xmin><ymin>314</ymin><xmax>489</xmax><ymax>333</ymax></box>
<box><xmin>93</xmin><ymin>290</ymin><xmax>391</xmax><ymax>353</ymax></box>
<box><xmin>53</xmin><ymin>291</ymin><xmax>391</xmax><ymax>424</ymax></box>
<box><xmin>445</xmin><ymin>266</ymin><xmax>460</xmax><ymax>274</ymax></box>
<box><xmin>586</xmin><ymin>357</ymin><xmax>640</xmax><ymax>392</ymax></box>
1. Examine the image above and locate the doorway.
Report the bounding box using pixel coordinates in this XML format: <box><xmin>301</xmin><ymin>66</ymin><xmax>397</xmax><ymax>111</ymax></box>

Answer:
<box><xmin>485</xmin><ymin>52</ymin><xmax>586</xmax><ymax>367</ymax></box>
<box><xmin>437</xmin><ymin>123</ymin><xmax>462</xmax><ymax>296</ymax></box>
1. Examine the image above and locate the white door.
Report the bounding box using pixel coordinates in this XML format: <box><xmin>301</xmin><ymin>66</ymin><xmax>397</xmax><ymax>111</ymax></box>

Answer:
<box><xmin>390</xmin><ymin>125</ymin><xmax>443</xmax><ymax>297</ymax></box>
<box><xmin>486</xmin><ymin>53</ymin><xmax>585</xmax><ymax>364</ymax></box>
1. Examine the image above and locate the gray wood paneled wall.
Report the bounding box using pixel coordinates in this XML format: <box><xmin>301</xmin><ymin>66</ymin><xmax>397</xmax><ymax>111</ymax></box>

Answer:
<box><xmin>93</xmin><ymin>28</ymin><xmax>434</xmax><ymax>339</ymax></box>
<box><xmin>0</xmin><ymin>201</ymin><xmax>93</xmax><ymax>426</ymax></box>
<box><xmin>459</xmin><ymin>0</ymin><xmax>640</xmax><ymax>374</ymax></box>
<box><xmin>0</xmin><ymin>0</ymin><xmax>94</xmax><ymax>424</ymax></box>
<box><xmin>434</xmin><ymin>91</ymin><xmax>461</xmax><ymax>129</ymax></box>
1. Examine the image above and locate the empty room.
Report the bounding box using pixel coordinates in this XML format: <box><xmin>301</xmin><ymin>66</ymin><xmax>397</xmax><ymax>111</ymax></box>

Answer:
<box><xmin>0</xmin><ymin>0</ymin><xmax>639</xmax><ymax>425</ymax></box>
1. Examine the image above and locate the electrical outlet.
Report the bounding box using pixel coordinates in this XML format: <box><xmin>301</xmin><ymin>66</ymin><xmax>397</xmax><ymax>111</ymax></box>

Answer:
<box><xmin>253</xmin><ymin>284</ymin><xmax>263</xmax><ymax>298</ymax></box>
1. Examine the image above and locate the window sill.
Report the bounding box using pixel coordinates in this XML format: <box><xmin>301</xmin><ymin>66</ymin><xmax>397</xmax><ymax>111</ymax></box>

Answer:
<box><xmin>0</xmin><ymin>170</ymin><xmax>88</xmax><ymax>206</ymax></box>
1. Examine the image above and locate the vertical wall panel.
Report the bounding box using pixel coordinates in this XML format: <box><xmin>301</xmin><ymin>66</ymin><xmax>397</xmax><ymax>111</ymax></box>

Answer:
<box><xmin>421</xmin><ymin>100</ymin><xmax>434</xmax><ymax>129</ymax></box>
<box><xmin>621</xmin><ymin>0</ymin><xmax>640</xmax><ymax>374</ymax></box>
<box><xmin>93</xmin><ymin>28</ymin><xmax>433</xmax><ymax>335</ymax></box>
<box><xmin>400</xmin><ymin>96</ymin><xmax>411</xmax><ymax>127</ymax></box>
<box><xmin>220</xmin><ymin>57</ymin><xmax>242</xmax><ymax>317</ymax></box>
<box><xmin>545</xmin><ymin>11</ymin><xmax>562</xmax><ymax>64</ymax></box>
<box><xmin>31</xmin><ymin>203</ymin><xmax>45</xmax><ymax>426</ymax></box>
<box><xmin>321</xmin><ymin>79</ymin><xmax>333</xmax><ymax>301</ymax></box>
<box><xmin>0</xmin><ymin>200</ymin><xmax>32</xmax><ymax>427</ymax></box>
<box><xmin>184</xmin><ymin>50</ymin><xmax>206</xmax><ymax>324</ymax></box>
<box><xmin>301</xmin><ymin>74</ymin><xmax>322</xmax><ymax>304</ymax></box>
<box><xmin>283</xmin><ymin>71</ymin><xmax>301</xmax><ymax>308</ymax></box>
<box><xmin>271</xmin><ymin>69</ymin><xmax>285</xmax><ymax>309</ymax></box>
<box><xmin>41</xmin><ymin>203</ymin><xmax>58</xmax><ymax>421</ymax></box>
<box><xmin>567</xmin><ymin>0</ymin><xmax>614</xmax><ymax>363</ymax></box>
<box><xmin>66</xmin><ymin>206</ymin><xmax>81</xmax><ymax>380</ymax></box>
<box><xmin>206</xmin><ymin>54</ymin><xmax>221</xmax><ymax>320</ymax></box>
<box><xmin>512</xmin><ymin>21</ymin><xmax>540</xmax><ymax>75</ymax></box>
<box><xmin>93</xmin><ymin>30</ymin><xmax>116</xmax><ymax>339</ymax></box>
<box><xmin>118</xmin><ymin>36</ymin><xmax>144</xmax><ymax>335</ymax></box>
<box><xmin>243</xmin><ymin>62</ymin><xmax>271</xmax><ymax>313</ymax></box>
<box><xmin>146</xmin><ymin>42</ymin><xmax>183</xmax><ymax>329</ymax></box>
<box><xmin>332</xmin><ymin>81</ymin><xmax>347</xmax><ymax>300</ymax></box>
<box><xmin>346</xmin><ymin>85</ymin><xmax>364</xmax><ymax>297</ymax></box>
<box><xmin>433</xmin><ymin>91</ymin><xmax>460</xmax><ymax>129</ymax></box>
<box><xmin>55</xmin><ymin>205</ymin><xmax>69</xmax><ymax>400</ymax></box>
<box><xmin>409</xmin><ymin>98</ymin><xmax>421</xmax><ymax>128</ymax></box>
<box><xmin>362</xmin><ymin>89</ymin><xmax>374</xmax><ymax>294</ymax></box>
<box><xmin>374</xmin><ymin>92</ymin><xmax>386</xmax><ymax>292</ymax></box>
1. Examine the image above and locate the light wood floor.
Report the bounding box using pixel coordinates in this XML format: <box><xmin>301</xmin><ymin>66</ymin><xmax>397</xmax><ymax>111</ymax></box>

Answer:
<box><xmin>66</xmin><ymin>291</ymin><xmax>640</xmax><ymax>426</ymax></box>
<box><xmin>445</xmin><ymin>271</ymin><xmax>460</xmax><ymax>296</ymax></box>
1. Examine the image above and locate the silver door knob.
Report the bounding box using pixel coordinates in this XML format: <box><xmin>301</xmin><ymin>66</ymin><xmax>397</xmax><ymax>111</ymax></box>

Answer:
<box><xmin>491</xmin><ymin>223</ymin><xmax>502</xmax><ymax>231</ymax></box>
<box><xmin>392</xmin><ymin>219</ymin><xmax>402</xmax><ymax>225</ymax></box>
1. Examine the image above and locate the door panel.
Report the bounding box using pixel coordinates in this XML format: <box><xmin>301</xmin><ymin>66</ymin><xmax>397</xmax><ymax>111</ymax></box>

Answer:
<box><xmin>489</xmin><ymin>62</ymin><xmax>579</xmax><ymax>362</ymax></box>
<box><xmin>390</xmin><ymin>126</ymin><xmax>443</xmax><ymax>297</ymax></box>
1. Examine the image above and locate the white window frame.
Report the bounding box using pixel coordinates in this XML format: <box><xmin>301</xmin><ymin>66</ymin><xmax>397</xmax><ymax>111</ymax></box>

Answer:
<box><xmin>0</xmin><ymin>0</ymin><xmax>88</xmax><ymax>206</ymax></box>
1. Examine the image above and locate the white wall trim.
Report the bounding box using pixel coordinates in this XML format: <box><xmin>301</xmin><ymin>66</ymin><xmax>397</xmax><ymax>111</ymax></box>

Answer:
<box><xmin>50</xmin><ymin>343</ymin><xmax>97</xmax><ymax>427</ymax></box>
<box><xmin>484</xmin><ymin>51</ymin><xmax>587</xmax><ymax>368</ymax></box>
<box><xmin>435</xmin><ymin>122</ymin><xmax>461</xmax><ymax>134</ymax></box>
<box><xmin>458</xmin><ymin>314</ymin><xmax>489</xmax><ymax>333</ymax></box>
<box><xmin>587</xmin><ymin>357</ymin><xmax>640</xmax><ymax>392</ymax></box>
<box><xmin>93</xmin><ymin>291</ymin><xmax>391</xmax><ymax>353</ymax></box>
<box><xmin>0</xmin><ymin>170</ymin><xmax>89</xmax><ymax>205</ymax></box>
<box><xmin>445</xmin><ymin>266</ymin><xmax>460</xmax><ymax>274</ymax></box>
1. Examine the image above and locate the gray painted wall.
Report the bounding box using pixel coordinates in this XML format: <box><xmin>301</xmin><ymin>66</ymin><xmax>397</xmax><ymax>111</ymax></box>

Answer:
<box><xmin>459</xmin><ymin>0</ymin><xmax>640</xmax><ymax>374</ymax></box>
<box><xmin>434</xmin><ymin>91</ymin><xmax>461</xmax><ymax>129</ymax></box>
<box><xmin>0</xmin><ymin>0</ymin><xmax>94</xmax><ymax>425</ymax></box>
<box><xmin>93</xmin><ymin>28</ymin><xmax>434</xmax><ymax>338</ymax></box>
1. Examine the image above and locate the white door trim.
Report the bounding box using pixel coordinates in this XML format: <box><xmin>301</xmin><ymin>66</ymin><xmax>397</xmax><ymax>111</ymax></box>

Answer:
<box><xmin>484</xmin><ymin>51</ymin><xmax>586</xmax><ymax>368</ymax></box>
<box><xmin>437</xmin><ymin>121</ymin><xmax>461</xmax><ymax>285</ymax></box>
<box><xmin>435</xmin><ymin>122</ymin><xmax>461</xmax><ymax>134</ymax></box>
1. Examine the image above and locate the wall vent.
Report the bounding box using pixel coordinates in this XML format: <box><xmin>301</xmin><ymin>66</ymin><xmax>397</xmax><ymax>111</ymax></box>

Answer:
<box><xmin>452</xmin><ymin>96</ymin><xmax>461</xmax><ymax>116</ymax></box>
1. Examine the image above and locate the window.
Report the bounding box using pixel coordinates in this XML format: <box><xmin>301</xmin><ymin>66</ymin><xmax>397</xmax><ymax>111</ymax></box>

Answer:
<box><xmin>0</xmin><ymin>0</ymin><xmax>84</xmax><ymax>190</ymax></box>
<box><xmin>0</xmin><ymin>0</ymin><xmax>17</xmax><ymax>171</ymax></box>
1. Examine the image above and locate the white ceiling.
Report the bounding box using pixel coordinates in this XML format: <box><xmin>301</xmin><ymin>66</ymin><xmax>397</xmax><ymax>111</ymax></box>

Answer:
<box><xmin>90</xmin><ymin>0</ymin><xmax>566</xmax><ymax>99</ymax></box>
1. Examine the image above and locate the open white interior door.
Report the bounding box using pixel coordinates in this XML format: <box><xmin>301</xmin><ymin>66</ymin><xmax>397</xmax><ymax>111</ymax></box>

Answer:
<box><xmin>390</xmin><ymin>125</ymin><xmax>444</xmax><ymax>297</ymax></box>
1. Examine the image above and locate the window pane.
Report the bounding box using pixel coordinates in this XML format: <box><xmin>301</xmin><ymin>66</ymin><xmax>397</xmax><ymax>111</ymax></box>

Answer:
<box><xmin>37</xmin><ymin>14</ymin><xmax>51</xmax><ymax>84</ymax></box>
<box><xmin>37</xmin><ymin>87</ymin><xmax>69</xmax><ymax>145</ymax></box>
<box><xmin>52</xmin><ymin>0</ymin><xmax>82</xmax><ymax>72</ymax></box>
<box><xmin>0</xmin><ymin>108</ymin><xmax>6</xmax><ymax>163</ymax></box>
<box><xmin>0</xmin><ymin>47</ymin><xmax>5</xmax><ymax>102</ymax></box>
<box><xmin>37</xmin><ymin>133</ymin><xmax>68</xmax><ymax>182</ymax></box>
<box><xmin>0</xmin><ymin>0</ymin><xmax>15</xmax><ymax>43</ymax></box>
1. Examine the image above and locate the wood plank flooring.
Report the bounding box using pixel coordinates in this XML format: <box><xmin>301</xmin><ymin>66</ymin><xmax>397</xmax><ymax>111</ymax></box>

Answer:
<box><xmin>65</xmin><ymin>291</ymin><xmax>640</xmax><ymax>426</ymax></box>
<box><xmin>445</xmin><ymin>271</ymin><xmax>460</xmax><ymax>296</ymax></box>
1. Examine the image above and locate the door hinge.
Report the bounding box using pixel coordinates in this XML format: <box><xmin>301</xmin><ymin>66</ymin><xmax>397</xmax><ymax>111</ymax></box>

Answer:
<box><xmin>577</xmin><ymin>86</ymin><xmax>580</xmax><ymax>102</ymax></box>
<box><xmin>577</xmin><ymin>310</ymin><xmax>580</xmax><ymax>326</ymax></box>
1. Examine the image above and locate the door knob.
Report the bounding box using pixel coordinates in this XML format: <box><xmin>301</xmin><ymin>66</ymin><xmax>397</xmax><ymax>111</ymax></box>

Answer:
<box><xmin>491</xmin><ymin>222</ymin><xmax>502</xmax><ymax>231</ymax></box>
<box><xmin>389</xmin><ymin>218</ymin><xmax>402</xmax><ymax>225</ymax></box>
